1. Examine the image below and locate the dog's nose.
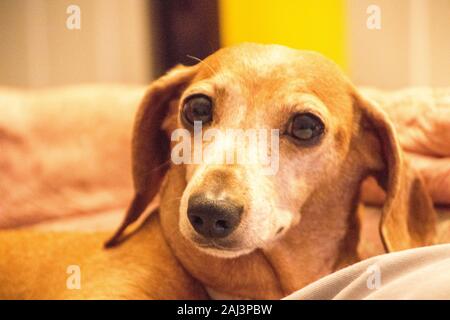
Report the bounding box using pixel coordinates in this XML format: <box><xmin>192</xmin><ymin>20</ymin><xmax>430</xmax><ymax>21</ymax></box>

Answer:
<box><xmin>187</xmin><ymin>194</ymin><xmax>243</xmax><ymax>238</ymax></box>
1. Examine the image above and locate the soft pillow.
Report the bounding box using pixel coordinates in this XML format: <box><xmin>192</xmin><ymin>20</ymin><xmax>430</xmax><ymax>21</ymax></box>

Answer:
<box><xmin>0</xmin><ymin>85</ymin><xmax>146</xmax><ymax>228</ymax></box>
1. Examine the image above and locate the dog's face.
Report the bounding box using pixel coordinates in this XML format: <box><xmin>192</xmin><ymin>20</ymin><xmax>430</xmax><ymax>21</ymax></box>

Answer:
<box><xmin>174</xmin><ymin>45</ymin><xmax>355</xmax><ymax>257</ymax></box>
<box><xmin>106</xmin><ymin>43</ymin><xmax>436</xmax><ymax>259</ymax></box>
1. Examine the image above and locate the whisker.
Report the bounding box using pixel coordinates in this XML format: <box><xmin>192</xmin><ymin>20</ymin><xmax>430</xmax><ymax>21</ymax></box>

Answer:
<box><xmin>186</xmin><ymin>54</ymin><xmax>217</xmax><ymax>76</ymax></box>
<box><xmin>149</xmin><ymin>159</ymin><xmax>172</xmax><ymax>173</ymax></box>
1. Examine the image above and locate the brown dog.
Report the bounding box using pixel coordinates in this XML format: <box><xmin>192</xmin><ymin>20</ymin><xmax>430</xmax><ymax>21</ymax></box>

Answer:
<box><xmin>0</xmin><ymin>43</ymin><xmax>438</xmax><ymax>299</ymax></box>
<box><xmin>105</xmin><ymin>43</ymin><xmax>437</xmax><ymax>298</ymax></box>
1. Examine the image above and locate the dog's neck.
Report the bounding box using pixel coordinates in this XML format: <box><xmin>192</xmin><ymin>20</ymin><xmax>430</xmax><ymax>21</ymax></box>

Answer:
<box><xmin>159</xmin><ymin>164</ymin><xmax>363</xmax><ymax>299</ymax></box>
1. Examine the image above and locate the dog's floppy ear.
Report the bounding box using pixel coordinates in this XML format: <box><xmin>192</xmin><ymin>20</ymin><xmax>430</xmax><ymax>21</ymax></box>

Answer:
<box><xmin>105</xmin><ymin>64</ymin><xmax>198</xmax><ymax>247</ymax></box>
<box><xmin>353</xmin><ymin>89</ymin><xmax>437</xmax><ymax>252</ymax></box>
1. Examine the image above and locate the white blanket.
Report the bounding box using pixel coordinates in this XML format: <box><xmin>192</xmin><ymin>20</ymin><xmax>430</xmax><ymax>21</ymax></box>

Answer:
<box><xmin>285</xmin><ymin>244</ymin><xmax>450</xmax><ymax>299</ymax></box>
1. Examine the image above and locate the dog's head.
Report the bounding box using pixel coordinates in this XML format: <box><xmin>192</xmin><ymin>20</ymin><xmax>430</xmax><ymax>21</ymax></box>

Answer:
<box><xmin>106</xmin><ymin>44</ymin><xmax>436</xmax><ymax>257</ymax></box>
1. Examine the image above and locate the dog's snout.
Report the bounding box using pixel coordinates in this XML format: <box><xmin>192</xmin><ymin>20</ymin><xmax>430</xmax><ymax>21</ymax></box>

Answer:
<box><xmin>187</xmin><ymin>194</ymin><xmax>243</xmax><ymax>238</ymax></box>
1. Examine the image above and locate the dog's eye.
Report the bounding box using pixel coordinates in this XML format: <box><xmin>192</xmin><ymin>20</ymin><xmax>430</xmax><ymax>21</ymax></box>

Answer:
<box><xmin>182</xmin><ymin>95</ymin><xmax>213</xmax><ymax>125</ymax></box>
<box><xmin>287</xmin><ymin>113</ymin><xmax>325</xmax><ymax>142</ymax></box>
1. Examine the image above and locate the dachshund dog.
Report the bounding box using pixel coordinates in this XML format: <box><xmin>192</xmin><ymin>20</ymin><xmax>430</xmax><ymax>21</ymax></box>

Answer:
<box><xmin>0</xmin><ymin>43</ymin><xmax>437</xmax><ymax>299</ymax></box>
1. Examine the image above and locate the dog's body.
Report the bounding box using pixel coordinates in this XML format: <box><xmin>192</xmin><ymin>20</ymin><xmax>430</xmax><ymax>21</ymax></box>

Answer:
<box><xmin>0</xmin><ymin>44</ymin><xmax>441</xmax><ymax>299</ymax></box>
<box><xmin>0</xmin><ymin>213</ymin><xmax>207</xmax><ymax>299</ymax></box>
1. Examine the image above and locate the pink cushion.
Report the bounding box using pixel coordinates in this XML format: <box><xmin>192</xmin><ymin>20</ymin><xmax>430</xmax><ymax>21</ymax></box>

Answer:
<box><xmin>0</xmin><ymin>85</ymin><xmax>146</xmax><ymax>229</ymax></box>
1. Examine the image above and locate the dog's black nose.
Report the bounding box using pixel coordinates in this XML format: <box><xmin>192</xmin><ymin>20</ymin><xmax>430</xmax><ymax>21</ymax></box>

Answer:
<box><xmin>187</xmin><ymin>194</ymin><xmax>243</xmax><ymax>238</ymax></box>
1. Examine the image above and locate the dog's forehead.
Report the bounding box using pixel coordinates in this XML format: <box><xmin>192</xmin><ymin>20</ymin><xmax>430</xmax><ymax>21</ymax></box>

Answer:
<box><xmin>198</xmin><ymin>44</ymin><xmax>345</xmax><ymax>83</ymax></box>
<box><xmin>194</xmin><ymin>44</ymin><xmax>352</xmax><ymax>112</ymax></box>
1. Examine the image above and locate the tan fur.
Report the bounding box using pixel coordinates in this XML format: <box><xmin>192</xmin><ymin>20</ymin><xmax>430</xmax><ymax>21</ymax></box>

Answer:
<box><xmin>0</xmin><ymin>44</ymin><xmax>440</xmax><ymax>299</ymax></box>
<box><xmin>0</xmin><ymin>213</ymin><xmax>207</xmax><ymax>299</ymax></box>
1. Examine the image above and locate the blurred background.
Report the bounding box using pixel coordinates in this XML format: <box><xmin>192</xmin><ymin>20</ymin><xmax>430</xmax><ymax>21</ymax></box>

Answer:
<box><xmin>0</xmin><ymin>0</ymin><xmax>449</xmax><ymax>89</ymax></box>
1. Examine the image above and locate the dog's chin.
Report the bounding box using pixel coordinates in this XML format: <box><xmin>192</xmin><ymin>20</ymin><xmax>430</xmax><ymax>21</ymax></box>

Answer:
<box><xmin>180</xmin><ymin>230</ymin><xmax>256</xmax><ymax>258</ymax></box>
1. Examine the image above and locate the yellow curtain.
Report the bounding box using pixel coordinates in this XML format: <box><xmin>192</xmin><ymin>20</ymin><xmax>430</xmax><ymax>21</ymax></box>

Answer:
<box><xmin>219</xmin><ymin>0</ymin><xmax>347</xmax><ymax>70</ymax></box>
